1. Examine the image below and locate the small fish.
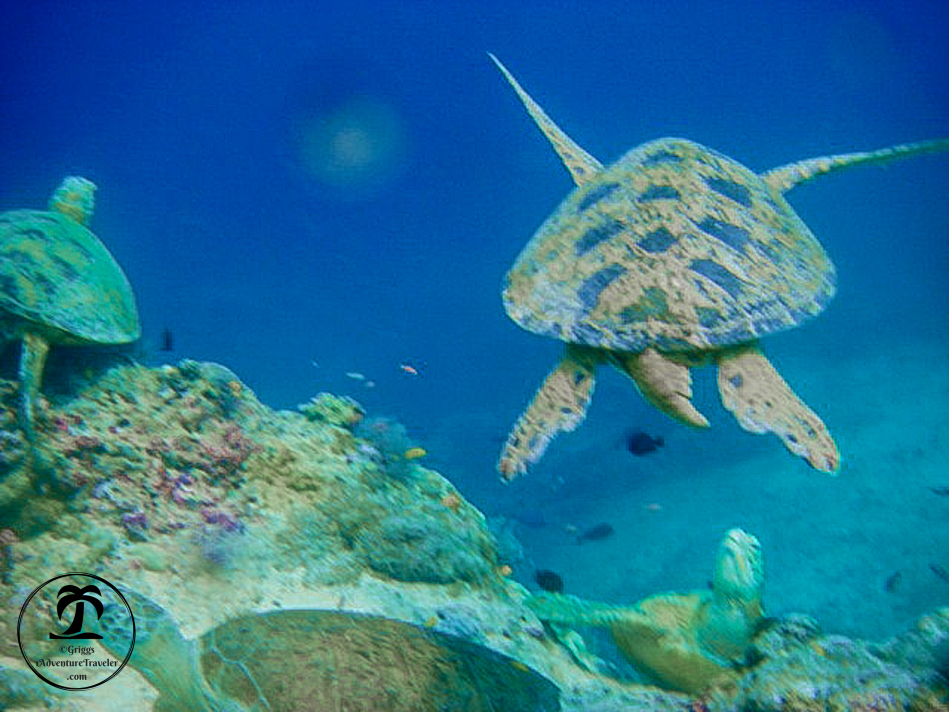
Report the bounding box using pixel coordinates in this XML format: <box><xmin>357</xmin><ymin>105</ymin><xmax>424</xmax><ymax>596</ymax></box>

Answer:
<box><xmin>404</xmin><ymin>447</ymin><xmax>427</xmax><ymax>460</ymax></box>
<box><xmin>625</xmin><ymin>430</ymin><xmax>664</xmax><ymax>456</ymax></box>
<box><xmin>424</xmin><ymin>615</ymin><xmax>439</xmax><ymax>628</ymax></box>
<box><xmin>399</xmin><ymin>363</ymin><xmax>420</xmax><ymax>376</ymax></box>
<box><xmin>534</xmin><ymin>569</ymin><xmax>564</xmax><ymax>593</ymax></box>
<box><xmin>576</xmin><ymin>523</ymin><xmax>614</xmax><ymax>544</ymax></box>
<box><xmin>931</xmin><ymin>564</ymin><xmax>949</xmax><ymax>583</ymax></box>
<box><xmin>159</xmin><ymin>327</ymin><xmax>174</xmax><ymax>352</ymax></box>
<box><xmin>929</xmin><ymin>486</ymin><xmax>949</xmax><ymax>497</ymax></box>
<box><xmin>345</xmin><ymin>372</ymin><xmax>366</xmax><ymax>381</ymax></box>
<box><xmin>884</xmin><ymin>571</ymin><xmax>902</xmax><ymax>593</ymax></box>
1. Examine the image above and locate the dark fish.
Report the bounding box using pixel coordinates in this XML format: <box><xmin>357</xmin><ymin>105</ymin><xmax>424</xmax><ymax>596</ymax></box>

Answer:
<box><xmin>625</xmin><ymin>430</ymin><xmax>664</xmax><ymax>456</ymax></box>
<box><xmin>534</xmin><ymin>569</ymin><xmax>564</xmax><ymax>593</ymax></box>
<box><xmin>884</xmin><ymin>571</ymin><xmax>902</xmax><ymax>593</ymax></box>
<box><xmin>929</xmin><ymin>486</ymin><xmax>949</xmax><ymax>497</ymax></box>
<box><xmin>160</xmin><ymin>327</ymin><xmax>174</xmax><ymax>352</ymax></box>
<box><xmin>931</xmin><ymin>564</ymin><xmax>949</xmax><ymax>583</ymax></box>
<box><xmin>576</xmin><ymin>523</ymin><xmax>614</xmax><ymax>544</ymax></box>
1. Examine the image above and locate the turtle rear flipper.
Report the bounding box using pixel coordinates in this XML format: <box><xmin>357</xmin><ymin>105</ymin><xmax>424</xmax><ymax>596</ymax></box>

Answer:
<box><xmin>716</xmin><ymin>346</ymin><xmax>839</xmax><ymax>473</ymax></box>
<box><xmin>498</xmin><ymin>345</ymin><xmax>599</xmax><ymax>480</ymax></box>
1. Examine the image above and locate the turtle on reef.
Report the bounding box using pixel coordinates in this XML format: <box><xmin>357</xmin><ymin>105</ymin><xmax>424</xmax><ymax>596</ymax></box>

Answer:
<box><xmin>99</xmin><ymin>588</ymin><xmax>561</xmax><ymax>711</ymax></box>
<box><xmin>0</xmin><ymin>177</ymin><xmax>140</xmax><ymax>437</ymax></box>
<box><xmin>527</xmin><ymin>527</ymin><xmax>764</xmax><ymax>695</ymax></box>
<box><xmin>491</xmin><ymin>54</ymin><xmax>949</xmax><ymax>479</ymax></box>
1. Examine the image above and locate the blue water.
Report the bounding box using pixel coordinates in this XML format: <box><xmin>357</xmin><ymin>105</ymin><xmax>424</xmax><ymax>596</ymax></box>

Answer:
<box><xmin>3</xmin><ymin>1</ymin><xmax>948</xmax><ymax>642</ymax></box>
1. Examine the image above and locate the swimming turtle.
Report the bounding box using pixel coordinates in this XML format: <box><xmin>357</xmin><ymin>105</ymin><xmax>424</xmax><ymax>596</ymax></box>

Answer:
<box><xmin>0</xmin><ymin>177</ymin><xmax>140</xmax><ymax>436</ymax></box>
<box><xmin>527</xmin><ymin>527</ymin><xmax>764</xmax><ymax>694</ymax></box>
<box><xmin>99</xmin><ymin>588</ymin><xmax>561</xmax><ymax>711</ymax></box>
<box><xmin>491</xmin><ymin>55</ymin><xmax>949</xmax><ymax>479</ymax></box>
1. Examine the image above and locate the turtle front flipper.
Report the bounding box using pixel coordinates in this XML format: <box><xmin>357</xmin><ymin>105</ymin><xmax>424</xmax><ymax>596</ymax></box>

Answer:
<box><xmin>614</xmin><ymin>347</ymin><xmax>709</xmax><ymax>428</ymax></box>
<box><xmin>18</xmin><ymin>332</ymin><xmax>50</xmax><ymax>440</ymax></box>
<box><xmin>99</xmin><ymin>589</ymin><xmax>209</xmax><ymax>711</ymax></box>
<box><xmin>498</xmin><ymin>345</ymin><xmax>600</xmax><ymax>481</ymax></box>
<box><xmin>716</xmin><ymin>345</ymin><xmax>839</xmax><ymax>473</ymax></box>
<box><xmin>761</xmin><ymin>138</ymin><xmax>949</xmax><ymax>192</ymax></box>
<box><xmin>489</xmin><ymin>53</ymin><xmax>604</xmax><ymax>185</ymax></box>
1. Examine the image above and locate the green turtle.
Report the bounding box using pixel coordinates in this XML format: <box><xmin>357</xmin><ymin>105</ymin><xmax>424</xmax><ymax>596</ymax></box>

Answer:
<box><xmin>99</xmin><ymin>588</ymin><xmax>561</xmax><ymax>711</ymax></box>
<box><xmin>527</xmin><ymin>527</ymin><xmax>764</xmax><ymax>694</ymax></box>
<box><xmin>491</xmin><ymin>54</ymin><xmax>949</xmax><ymax>479</ymax></box>
<box><xmin>0</xmin><ymin>176</ymin><xmax>140</xmax><ymax>436</ymax></box>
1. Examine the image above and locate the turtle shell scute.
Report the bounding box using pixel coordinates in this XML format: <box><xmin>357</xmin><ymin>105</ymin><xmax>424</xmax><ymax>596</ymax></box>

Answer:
<box><xmin>503</xmin><ymin>138</ymin><xmax>836</xmax><ymax>353</ymax></box>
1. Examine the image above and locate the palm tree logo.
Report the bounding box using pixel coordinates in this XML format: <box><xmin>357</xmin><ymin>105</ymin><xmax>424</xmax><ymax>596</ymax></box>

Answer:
<box><xmin>49</xmin><ymin>584</ymin><xmax>104</xmax><ymax>640</ymax></box>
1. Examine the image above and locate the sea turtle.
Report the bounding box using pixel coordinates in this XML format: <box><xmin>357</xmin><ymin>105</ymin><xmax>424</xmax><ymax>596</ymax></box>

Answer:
<box><xmin>0</xmin><ymin>176</ymin><xmax>140</xmax><ymax>436</ymax></box>
<box><xmin>98</xmin><ymin>588</ymin><xmax>561</xmax><ymax>711</ymax></box>
<box><xmin>491</xmin><ymin>54</ymin><xmax>949</xmax><ymax>479</ymax></box>
<box><xmin>527</xmin><ymin>527</ymin><xmax>764</xmax><ymax>695</ymax></box>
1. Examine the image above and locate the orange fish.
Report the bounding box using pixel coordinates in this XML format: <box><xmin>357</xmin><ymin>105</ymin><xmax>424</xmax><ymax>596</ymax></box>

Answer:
<box><xmin>399</xmin><ymin>363</ymin><xmax>419</xmax><ymax>376</ymax></box>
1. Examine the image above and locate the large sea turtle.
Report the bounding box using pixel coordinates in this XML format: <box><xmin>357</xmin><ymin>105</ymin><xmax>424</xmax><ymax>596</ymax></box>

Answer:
<box><xmin>491</xmin><ymin>55</ymin><xmax>949</xmax><ymax>478</ymax></box>
<box><xmin>527</xmin><ymin>527</ymin><xmax>764</xmax><ymax>694</ymax></box>
<box><xmin>99</xmin><ymin>588</ymin><xmax>561</xmax><ymax>711</ymax></box>
<box><xmin>0</xmin><ymin>177</ymin><xmax>140</xmax><ymax>436</ymax></box>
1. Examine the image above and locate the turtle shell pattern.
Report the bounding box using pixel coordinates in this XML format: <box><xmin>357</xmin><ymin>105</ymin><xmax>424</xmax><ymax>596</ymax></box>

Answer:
<box><xmin>196</xmin><ymin>609</ymin><xmax>561</xmax><ymax>711</ymax></box>
<box><xmin>503</xmin><ymin>138</ymin><xmax>836</xmax><ymax>354</ymax></box>
<box><xmin>0</xmin><ymin>209</ymin><xmax>139</xmax><ymax>344</ymax></box>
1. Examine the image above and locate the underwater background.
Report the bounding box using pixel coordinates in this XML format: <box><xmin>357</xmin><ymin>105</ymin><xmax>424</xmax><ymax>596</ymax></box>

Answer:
<box><xmin>2</xmin><ymin>0</ymin><xmax>947</xmax><ymax>659</ymax></box>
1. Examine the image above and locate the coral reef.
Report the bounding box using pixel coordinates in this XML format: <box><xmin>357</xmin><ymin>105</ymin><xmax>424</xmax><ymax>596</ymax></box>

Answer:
<box><xmin>298</xmin><ymin>392</ymin><xmax>365</xmax><ymax>428</ymax></box>
<box><xmin>0</xmin><ymin>357</ymin><xmax>946</xmax><ymax>711</ymax></box>
<box><xmin>353</xmin><ymin>414</ymin><xmax>422</xmax><ymax>481</ymax></box>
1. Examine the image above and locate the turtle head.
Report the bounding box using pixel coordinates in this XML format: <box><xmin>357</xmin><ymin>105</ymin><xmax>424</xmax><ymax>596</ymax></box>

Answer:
<box><xmin>698</xmin><ymin>528</ymin><xmax>765</xmax><ymax>663</ymax></box>
<box><xmin>48</xmin><ymin>176</ymin><xmax>96</xmax><ymax>225</ymax></box>
<box><xmin>713</xmin><ymin>528</ymin><xmax>764</xmax><ymax>615</ymax></box>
